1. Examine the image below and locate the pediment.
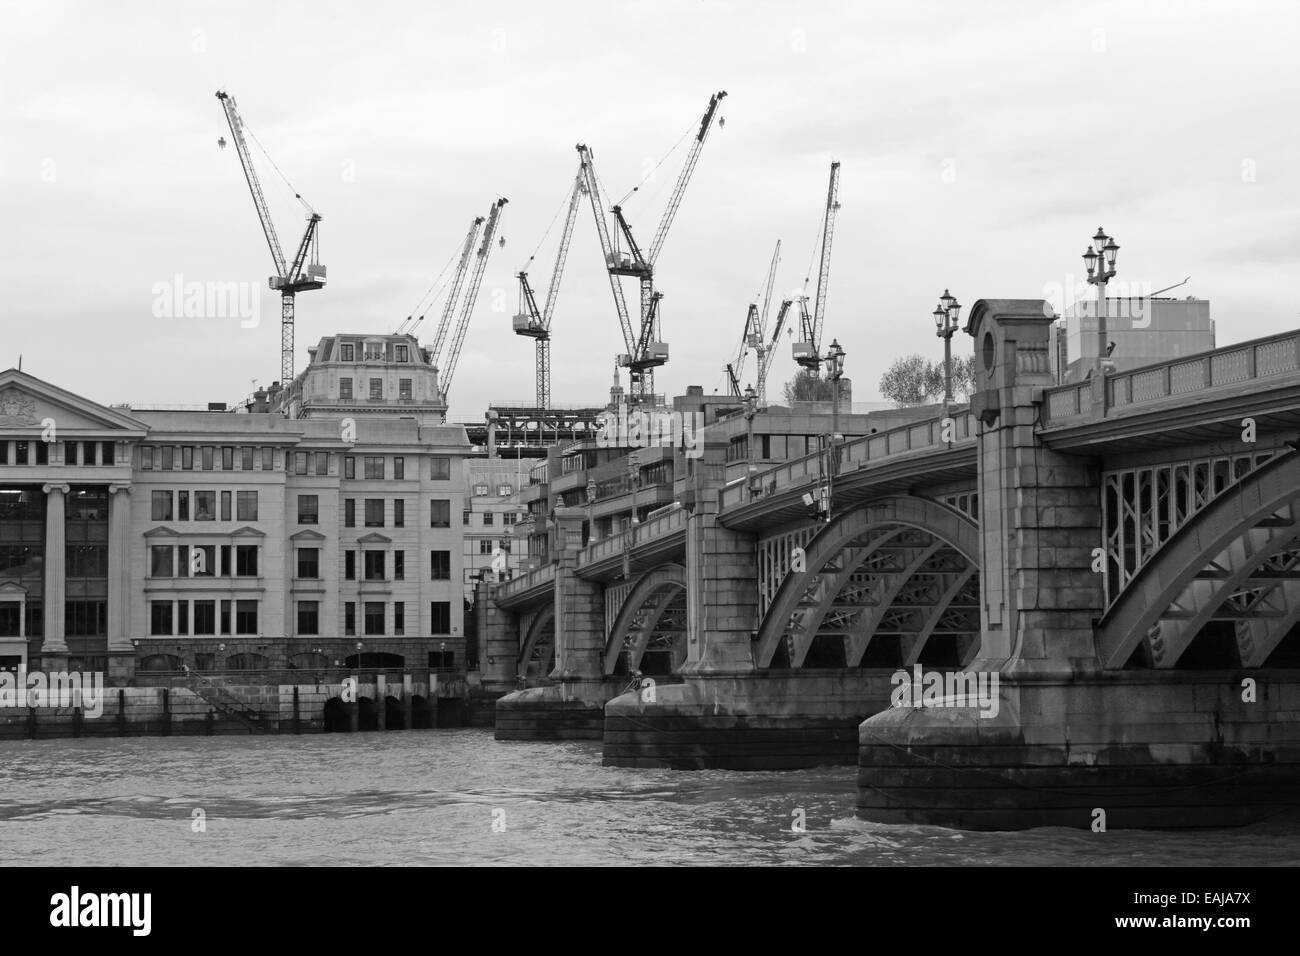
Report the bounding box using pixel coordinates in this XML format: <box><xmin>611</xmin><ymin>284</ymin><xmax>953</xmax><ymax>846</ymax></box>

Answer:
<box><xmin>0</xmin><ymin>369</ymin><xmax>148</xmax><ymax>436</ymax></box>
<box><xmin>143</xmin><ymin>525</ymin><xmax>180</xmax><ymax>538</ymax></box>
<box><xmin>0</xmin><ymin>580</ymin><xmax>29</xmax><ymax>596</ymax></box>
<box><xmin>290</xmin><ymin>529</ymin><xmax>327</xmax><ymax>541</ymax></box>
<box><xmin>356</xmin><ymin>531</ymin><xmax>392</xmax><ymax>544</ymax></box>
<box><xmin>230</xmin><ymin>525</ymin><xmax>266</xmax><ymax>537</ymax></box>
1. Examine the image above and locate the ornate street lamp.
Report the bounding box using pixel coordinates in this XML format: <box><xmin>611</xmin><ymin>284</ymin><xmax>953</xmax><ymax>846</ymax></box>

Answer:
<box><xmin>934</xmin><ymin>289</ymin><xmax>962</xmax><ymax>406</ymax></box>
<box><xmin>1083</xmin><ymin>226</ymin><xmax>1120</xmax><ymax>378</ymax></box>
<box><xmin>742</xmin><ymin>383</ymin><xmax>759</xmax><ymax>498</ymax></box>
<box><xmin>823</xmin><ymin>339</ymin><xmax>846</xmax><ymax>473</ymax></box>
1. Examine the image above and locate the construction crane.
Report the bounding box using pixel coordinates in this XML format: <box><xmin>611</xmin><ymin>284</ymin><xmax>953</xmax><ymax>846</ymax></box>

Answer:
<box><xmin>793</xmin><ymin>161</ymin><xmax>842</xmax><ymax>371</ymax></box>
<box><xmin>756</xmin><ymin>299</ymin><xmax>793</xmax><ymax>402</ymax></box>
<box><xmin>215</xmin><ymin>91</ymin><xmax>326</xmax><ymax>385</ymax></box>
<box><xmin>427</xmin><ymin>215</ymin><xmax>485</xmax><ymax>368</ymax></box>
<box><xmin>439</xmin><ymin>198</ymin><xmax>508</xmax><ymax>398</ymax></box>
<box><xmin>724</xmin><ymin>239</ymin><xmax>782</xmax><ymax>399</ymax></box>
<box><xmin>514</xmin><ymin>166</ymin><xmax>585</xmax><ymax>410</ymax></box>
<box><xmin>578</xmin><ymin>89</ymin><xmax>727</xmax><ymax>405</ymax></box>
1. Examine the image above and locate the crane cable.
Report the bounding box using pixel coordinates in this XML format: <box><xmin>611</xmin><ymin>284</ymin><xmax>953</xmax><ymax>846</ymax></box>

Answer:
<box><xmin>516</xmin><ymin>177</ymin><xmax>575</xmax><ymax>275</ymax></box>
<box><xmin>612</xmin><ymin>119</ymin><xmax>695</xmax><ymax>209</ymax></box>
<box><xmin>404</xmin><ymin>241</ymin><xmax>463</xmax><ymax>328</ymax></box>
<box><xmin>243</xmin><ymin>121</ymin><xmax>316</xmax><ymax>216</ymax></box>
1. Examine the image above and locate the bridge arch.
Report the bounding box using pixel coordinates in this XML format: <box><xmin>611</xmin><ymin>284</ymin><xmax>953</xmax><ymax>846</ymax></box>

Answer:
<box><xmin>516</xmin><ymin>605</ymin><xmax>555</xmax><ymax>681</ymax></box>
<box><xmin>603</xmin><ymin>563</ymin><xmax>688</xmax><ymax>677</ymax></box>
<box><xmin>1098</xmin><ymin>450</ymin><xmax>1300</xmax><ymax>669</ymax></box>
<box><xmin>755</xmin><ymin>495</ymin><xmax>981</xmax><ymax>669</ymax></box>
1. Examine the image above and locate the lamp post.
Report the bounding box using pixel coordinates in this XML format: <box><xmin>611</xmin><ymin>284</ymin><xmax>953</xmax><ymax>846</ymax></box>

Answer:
<box><xmin>742</xmin><ymin>383</ymin><xmax>759</xmax><ymax>498</ymax></box>
<box><xmin>933</xmin><ymin>290</ymin><xmax>962</xmax><ymax>407</ymax></box>
<box><xmin>1083</xmin><ymin>226</ymin><xmax>1120</xmax><ymax>379</ymax></box>
<box><xmin>823</xmin><ymin>339</ymin><xmax>846</xmax><ymax>477</ymax></box>
<box><xmin>586</xmin><ymin>479</ymin><xmax>597</xmax><ymax>546</ymax></box>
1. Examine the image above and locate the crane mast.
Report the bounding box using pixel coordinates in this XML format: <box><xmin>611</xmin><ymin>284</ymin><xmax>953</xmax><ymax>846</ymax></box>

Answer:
<box><xmin>514</xmin><ymin>167</ymin><xmax>584</xmax><ymax>410</ymax></box>
<box><xmin>794</xmin><ymin>161</ymin><xmax>841</xmax><ymax>371</ymax></box>
<box><xmin>578</xmin><ymin>89</ymin><xmax>727</xmax><ymax>405</ymax></box>
<box><xmin>215</xmin><ymin>91</ymin><xmax>325</xmax><ymax>386</ymax></box>
<box><xmin>441</xmin><ymin>198</ymin><xmax>507</xmax><ymax>397</ymax></box>
<box><xmin>429</xmin><ymin>215</ymin><xmax>484</xmax><ymax>370</ymax></box>
<box><xmin>757</xmin><ymin>299</ymin><xmax>793</xmax><ymax>401</ymax></box>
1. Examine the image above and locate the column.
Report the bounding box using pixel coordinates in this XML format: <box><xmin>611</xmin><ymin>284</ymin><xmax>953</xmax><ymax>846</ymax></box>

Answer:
<box><xmin>549</xmin><ymin>507</ymin><xmax>605</xmax><ymax>683</ymax></box>
<box><xmin>106</xmin><ymin>484</ymin><xmax>134</xmax><ymax>682</ymax></box>
<box><xmin>679</xmin><ymin>485</ymin><xmax>758</xmax><ymax>675</ymax></box>
<box><xmin>40</xmin><ymin>482</ymin><xmax>70</xmax><ymax>658</ymax></box>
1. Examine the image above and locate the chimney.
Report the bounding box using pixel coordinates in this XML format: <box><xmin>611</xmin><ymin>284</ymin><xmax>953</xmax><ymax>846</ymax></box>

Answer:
<box><xmin>251</xmin><ymin>387</ymin><xmax>269</xmax><ymax>414</ymax></box>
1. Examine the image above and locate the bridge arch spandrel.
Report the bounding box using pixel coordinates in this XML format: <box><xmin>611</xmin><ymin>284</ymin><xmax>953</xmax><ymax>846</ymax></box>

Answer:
<box><xmin>603</xmin><ymin>563</ymin><xmax>689</xmax><ymax>677</ymax></box>
<box><xmin>516</xmin><ymin>604</ymin><xmax>556</xmax><ymax>682</ymax></box>
<box><xmin>754</xmin><ymin>496</ymin><xmax>981</xmax><ymax>670</ymax></box>
<box><xmin>1098</xmin><ymin>449</ymin><xmax>1300</xmax><ymax>669</ymax></box>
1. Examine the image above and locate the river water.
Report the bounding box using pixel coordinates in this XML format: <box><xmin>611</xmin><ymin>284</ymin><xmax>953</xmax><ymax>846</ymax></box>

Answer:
<box><xmin>2</xmin><ymin>730</ymin><xmax>1298</xmax><ymax>866</ymax></box>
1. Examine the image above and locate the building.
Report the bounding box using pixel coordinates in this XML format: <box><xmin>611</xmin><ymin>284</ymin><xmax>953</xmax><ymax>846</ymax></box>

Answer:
<box><xmin>1051</xmin><ymin>296</ymin><xmax>1215</xmax><ymax>384</ymax></box>
<box><xmin>0</xmin><ymin>334</ymin><xmax>472</xmax><ymax>683</ymax></box>
<box><xmin>462</xmin><ymin>457</ymin><xmax>528</xmax><ymax>598</ymax></box>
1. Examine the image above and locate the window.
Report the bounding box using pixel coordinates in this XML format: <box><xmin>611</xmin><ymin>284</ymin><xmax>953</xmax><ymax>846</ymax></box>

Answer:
<box><xmin>479</xmin><ymin>540</ymin><xmax>495</xmax><ymax>555</ymax></box>
<box><xmin>344</xmin><ymin>499</ymin><xmax>355</xmax><ymax>528</ymax></box>
<box><xmin>139</xmin><ymin>445</ymin><xmax>151</xmax><ymax>469</ymax></box>
<box><xmin>364</xmin><ymin>499</ymin><xmax>384</xmax><ymax>527</ymax></box>
<box><xmin>193</xmin><ymin>600</ymin><xmax>216</xmax><ymax>635</ymax></box>
<box><xmin>191</xmin><ymin>545</ymin><xmax>215</xmax><ymax>576</ymax></box>
<box><xmin>298</xmin><ymin>494</ymin><xmax>319</xmax><ymax>524</ymax></box>
<box><xmin>474</xmin><ymin>484</ymin><xmax>490</xmax><ymax>496</ymax></box>
<box><xmin>234</xmin><ymin>600</ymin><xmax>258</xmax><ymax>635</ymax></box>
<box><xmin>483</xmin><ymin>512</ymin><xmax>495</xmax><ymax>527</ymax></box>
<box><xmin>429</xmin><ymin>650</ymin><xmax>455</xmax><ymax>669</ymax></box>
<box><xmin>430</xmin><ymin>601</ymin><xmax>451</xmax><ymax>633</ymax></box>
<box><xmin>161</xmin><ymin>446</ymin><xmax>174</xmax><ymax>471</ymax></box>
<box><xmin>394</xmin><ymin>499</ymin><xmax>405</xmax><ymax>527</ymax></box>
<box><xmin>497</xmin><ymin>484</ymin><xmax>513</xmax><ymax>496</ymax></box>
<box><xmin>394</xmin><ymin>602</ymin><xmax>405</xmax><ymax>636</ymax></box>
<box><xmin>344</xmin><ymin>456</ymin><xmax>355</xmax><ymax>479</ymax></box>
<box><xmin>261</xmin><ymin>447</ymin><xmax>274</xmax><ymax>471</ymax></box>
<box><xmin>297</xmin><ymin>601</ymin><xmax>319</xmax><ymax>636</ymax></box>
<box><xmin>394</xmin><ymin>457</ymin><xmax>404</xmax><ymax>480</ymax></box>
<box><xmin>220</xmin><ymin>599</ymin><xmax>231</xmax><ymax>635</ymax></box>
<box><xmin>151</xmin><ymin>491</ymin><xmax>172</xmax><ymax>521</ymax></box>
<box><xmin>364</xmin><ymin>602</ymin><xmax>385</xmax><ymax>635</ymax></box>
<box><xmin>178</xmin><ymin>491</ymin><xmax>189</xmax><ymax>521</ymax></box>
<box><xmin>399</xmin><ymin>378</ymin><xmax>412</xmax><ymax>401</ymax></box>
<box><xmin>504</xmin><ymin>512</ymin><xmax>518</xmax><ymax>526</ymax></box>
<box><xmin>297</xmin><ymin>548</ymin><xmax>319</xmax><ymax>579</ymax></box>
<box><xmin>315</xmin><ymin>452</ymin><xmax>328</xmax><ymax>476</ymax></box>
<box><xmin>242</xmin><ymin>447</ymin><xmax>255</xmax><ymax>471</ymax></box>
<box><xmin>222</xmin><ymin>446</ymin><xmax>234</xmax><ymax>470</ymax></box>
<box><xmin>364</xmin><ymin>456</ymin><xmax>384</xmax><ymax>479</ymax></box>
<box><xmin>344</xmin><ymin>602</ymin><xmax>356</xmax><ymax>636</ymax></box>
<box><xmin>220</xmin><ymin>490</ymin><xmax>231</xmax><ymax>521</ymax></box>
<box><xmin>177</xmin><ymin>601</ymin><xmax>189</xmax><ymax>635</ymax></box>
<box><xmin>394</xmin><ymin>551</ymin><xmax>405</xmax><ymax>581</ymax></box>
<box><xmin>430</xmin><ymin>550</ymin><xmax>450</xmax><ymax>580</ymax></box>
<box><xmin>430</xmin><ymin>457</ymin><xmax>451</xmax><ymax>480</ymax></box>
<box><xmin>220</xmin><ymin>545</ymin><xmax>231</xmax><ymax>576</ymax></box>
<box><xmin>34</xmin><ymin>442</ymin><xmax>47</xmax><ymax>465</ymax></box>
<box><xmin>463</xmin><ymin>510</ymin><xmax>472</xmax><ymax>526</ymax></box>
<box><xmin>179</xmin><ymin>446</ymin><xmax>192</xmax><ymax>470</ymax></box>
<box><xmin>340</xmin><ymin>343</ymin><xmax>354</xmax><ymax>361</ymax></box>
<box><xmin>364</xmin><ymin>551</ymin><xmax>385</xmax><ymax>581</ymax></box>
<box><xmin>369</xmin><ymin>378</ymin><xmax>382</xmax><ymax>400</ymax></box>
<box><xmin>195</xmin><ymin>490</ymin><xmax>216</xmax><ymax>521</ymax></box>
<box><xmin>235</xmin><ymin>545</ymin><xmax>259</xmax><ymax>577</ymax></box>
<box><xmin>430</xmin><ymin>499</ymin><xmax>450</xmax><ymax>527</ymax></box>
<box><xmin>364</xmin><ymin>342</ymin><xmax>383</xmax><ymax>360</ymax></box>
<box><xmin>295</xmin><ymin>452</ymin><xmax>308</xmax><ymax>475</ymax></box>
<box><xmin>345</xmin><ymin>551</ymin><xmax>356</xmax><ymax>580</ymax></box>
<box><xmin>150</xmin><ymin>601</ymin><xmax>172</xmax><ymax>635</ymax></box>
<box><xmin>64</xmin><ymin>441</ymin><xmax>78</xmax><ymax>465</ymax></box>
<box><xmin>150</xmin><ymin>545</ymin><xmax>174</xmax><ymax>578</ymax></box>
<box><xmin>101</xmin><ymin>442</ymin><xmax>114</xmax><ymax>466</ymax></box>
<box><xmin>237</xmin><ymin>491</ymin><xmax>258</xmax><ymax>521</ymax></box>
<box><xmin>202</xmin><ymin>446</ymin><xmax>214</xmax><ymax>470</ymax></box>
<box><xmin>396</xmin><ymin>345</ymin><xmax>409</xmax><ymax>362</ymax></box>
<box><xmin>339</xmin><ymin>377</ymin><xmax>353</xmax><ymax>400</ymax></box>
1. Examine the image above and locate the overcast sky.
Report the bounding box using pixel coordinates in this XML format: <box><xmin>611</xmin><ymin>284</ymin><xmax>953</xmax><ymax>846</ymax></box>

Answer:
<box><xmin>3</xmin><ymin>0</ymin><xmax>1299</xmax><ymax>420</ymax></box>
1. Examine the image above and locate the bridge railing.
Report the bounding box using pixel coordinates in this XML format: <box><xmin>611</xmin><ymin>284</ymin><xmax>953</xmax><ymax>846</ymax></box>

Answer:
<box><xmin>1042</xmin><ymin>329</ymin><xmax>1300</xmax><ymax>425</ymax></box>
<box><xmin>495</xmin><ymin>562</ymin><xmax>556</xmax><ymax>600</ymax></box>
<box><xmin>719</xmin><ymin>409</ymin><xmax>976</xmax><ymax>510</ymax></box>
<box><xmin>580</xmin><ymin>505</ymin><xmax>688</xmax><ymax>566</ymax></box>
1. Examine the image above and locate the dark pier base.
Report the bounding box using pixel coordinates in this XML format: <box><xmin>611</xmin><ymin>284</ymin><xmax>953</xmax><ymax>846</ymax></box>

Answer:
<box><xmin>494</xmin><ymin>683</ymin><xmax>620</xmax><ymax>740</ymax></box>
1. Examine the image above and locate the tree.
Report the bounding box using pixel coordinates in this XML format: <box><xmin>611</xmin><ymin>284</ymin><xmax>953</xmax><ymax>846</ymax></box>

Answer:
<box><xmin>879</xmin><ymin>353</ymin><xmax>977</xmax><ymax>407</ymax></box>
<box><xmin>782</xmin><ymin>370</ymin><xmax>839</xmax><ymax>404</ymax></box>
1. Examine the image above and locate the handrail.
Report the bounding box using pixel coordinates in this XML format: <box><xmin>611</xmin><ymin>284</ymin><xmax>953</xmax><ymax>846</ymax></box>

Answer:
<box><xmin>580</xmin><ymin>506</ymin><xmax>687</xmax><ymax>566</ymax></box>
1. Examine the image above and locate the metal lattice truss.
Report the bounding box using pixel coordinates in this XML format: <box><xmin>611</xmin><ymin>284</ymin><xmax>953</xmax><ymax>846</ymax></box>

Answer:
<box><xmin>939</xmin><ymin>489</ymin><xmax>980</xmax><ymax>523</ymax></box>
<box><xmin>603</xmin><ymin>564</ymin><xmax>689</xmax><ymax>675</ymax></box>
<box><xmin>1102</xmin><ymin>450</ymin><xmax>1274</xmax><ymax>607</ymax></box>
<box><xmin>753</xmin><ymin>497</ymin><xmax>982</xmax><ymax>670</ymax></box>
<box><xmin>517</xmin><ymin>605</ymin><xmax>556</xmax><ymax>680</ymax></box>
<box><xmin>1096</xmin><ymin>451</ymin><xmax>1300</xmax><ymax>669</ymax></box>
<box><xmin>757</xmin><ymin>524</ymin><xmax>820</xmax><ymax>618</ymax></box>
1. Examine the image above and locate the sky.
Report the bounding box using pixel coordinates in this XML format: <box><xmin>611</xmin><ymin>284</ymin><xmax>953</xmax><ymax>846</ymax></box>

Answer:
<box><xmin>3</xmin><ymin>0</ymin><xmax>1299</xmax><ymax>421</ymax></box>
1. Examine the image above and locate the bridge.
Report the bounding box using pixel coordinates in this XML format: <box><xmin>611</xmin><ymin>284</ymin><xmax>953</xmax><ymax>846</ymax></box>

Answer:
<box><xmin>476</xmin><ymin>301</ymin><xmax>1300</xmax><ymax>829</ymax></box>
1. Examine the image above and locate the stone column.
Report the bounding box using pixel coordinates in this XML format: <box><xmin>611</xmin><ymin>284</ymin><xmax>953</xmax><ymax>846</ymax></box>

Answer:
<box><xmin>40</xmin><ymin>482</ymin><xmax>70</xmax><ymax>661</ymax></box>
<box><xmin>474</xmin><ymin>580</ymin><xmax>519</xmax><ymax>693</ymax></box>
<box><xmin>549</xmin><ymin>507</ymin><xmax>604</xmax><ymax>683</ymax></box>
<box><xmin>106</xmin><ymin>484</ymin><xmax>135</xmax><ymax>684</ymax></box>
<box><xmin>680</xmin><ymin>485</ymin><xmax>758</xmax><ymax>675</ymax></box>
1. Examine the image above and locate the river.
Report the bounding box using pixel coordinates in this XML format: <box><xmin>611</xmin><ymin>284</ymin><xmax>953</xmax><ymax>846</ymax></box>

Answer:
<box><xmin>2</xmin><ymin>730</ymin><xmax>1298</xmax><ymax>866</ymax></box>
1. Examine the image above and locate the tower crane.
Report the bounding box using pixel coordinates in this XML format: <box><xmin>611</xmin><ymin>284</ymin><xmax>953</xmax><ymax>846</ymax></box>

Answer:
<box><xmin>578</xmin><ymin>90</ymin><xmax>727</xmax><ymax>405</ymax></box>
<box><xmin>755</xmin><ymin>299</ymin><xmax>793</xmax><ymax>402</ymax></box>
<box><xmin>439</xmin><ymin>198</ymin><xmax>508</xmax><ymax>398</ymax></box>
<box><xmin>725</xmin><ymin>239</ymin><xmax>782</xmax><ymax>399</ymax></box>
<box><xmin>428</xmin><ymin>215</ymin><xmax>485</xmax><ymax>369</ymax></box>
<box><xmin>793</xmin><ymin>161</ymin><xmax>842</xmax><ymax>371</ymax></box>
<box><xmin>514</xmin><ymin>165</ymin><xmax>585</xmax><ymax>411</ymax></box>
<box><xmin>215</xmin><ymin>91</ymin><xmax>326</xmax><ymax>385</ymax></box>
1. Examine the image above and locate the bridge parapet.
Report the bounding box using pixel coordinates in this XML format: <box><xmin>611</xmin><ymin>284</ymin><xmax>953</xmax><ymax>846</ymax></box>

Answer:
<box><xmin>494</xmin><ymin>562</ymin><xmax>556</xmax><ymax>606</ymax></box>
<box><xmin>1042</xmin><ymin>328</ymin><xmax>1300</xmax><ymax>425</ymax></box>
<box><xmin>719</xmin><ymin>410</ymin><xmax>977</xmax><ymax>511</ymax></box>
